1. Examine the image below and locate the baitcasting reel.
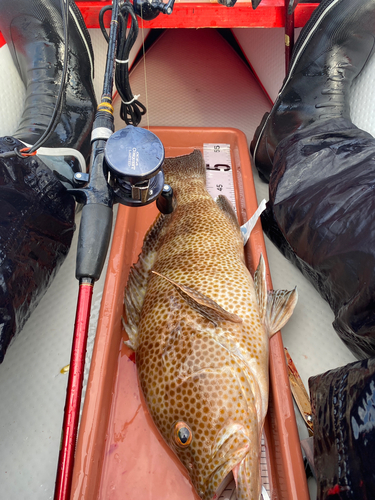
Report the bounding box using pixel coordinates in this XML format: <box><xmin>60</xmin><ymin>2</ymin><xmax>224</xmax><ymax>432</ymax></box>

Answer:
<box><xmin>104</xmin><ymin>125</ymin><xmax>174</xmax><ymax>213</ymax></box>
<box><xmin>131</xmin><ymin>0</ymin><xmax>270</xmax><ymax>15</ymax></box>
<box><xmin>132</xmin><ymin>0</ymin><xmax>176</xmax><ymax>20</ymax></box>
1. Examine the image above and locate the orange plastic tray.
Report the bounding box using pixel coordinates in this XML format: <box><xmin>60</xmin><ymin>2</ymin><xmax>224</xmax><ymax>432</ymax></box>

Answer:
<box><xmin>71</xmin><ymin>127</ymin><xmax>309</xmax><ymax>500</ymax></box>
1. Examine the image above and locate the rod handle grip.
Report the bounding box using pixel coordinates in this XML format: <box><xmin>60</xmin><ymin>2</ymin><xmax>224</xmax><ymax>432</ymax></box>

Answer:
<box><xmin>76</xmin><ymin>203</ymin><xmax>113</xmax><ymax>281</ymax></box>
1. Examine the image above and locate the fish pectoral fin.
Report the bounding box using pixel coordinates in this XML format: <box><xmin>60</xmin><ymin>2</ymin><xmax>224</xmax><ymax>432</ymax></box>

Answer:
<box><xmin>151</xmin><ymin>271</ymin><xmax>242</xmax><ymax>327</ymax></box>
<box><xmin>254</xmin><ymin>254</ymin><xmax>267</xmax><ymax>323</ymax></box>
<box><xmin>265</xmin><ymin>288</ymin><xmax>298</xmax><ymax>337</ymax></box>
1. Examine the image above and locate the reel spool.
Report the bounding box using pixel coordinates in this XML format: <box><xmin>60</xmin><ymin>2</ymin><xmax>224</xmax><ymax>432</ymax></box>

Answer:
<box><xmin>105</xmin><ymin>125</ymin><xmax>165</xmax><ymax>207</ymax></box>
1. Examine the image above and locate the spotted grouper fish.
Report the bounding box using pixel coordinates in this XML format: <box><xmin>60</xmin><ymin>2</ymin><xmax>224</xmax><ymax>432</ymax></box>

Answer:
<box><xmin>124</xmin><ymin>150</ymin><xmax>297</xmax><ymax>500</ymax></box>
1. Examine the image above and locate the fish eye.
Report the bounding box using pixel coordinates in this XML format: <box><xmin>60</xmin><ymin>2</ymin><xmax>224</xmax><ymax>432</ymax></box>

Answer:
<box><xmin>173</xmin><ymin>421</ymin><xmax>193</xmax><ymax>447</ymax></box>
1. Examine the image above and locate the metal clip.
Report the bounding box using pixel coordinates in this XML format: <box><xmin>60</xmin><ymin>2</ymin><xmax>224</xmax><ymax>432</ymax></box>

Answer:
<box><xmin>131</xmin><ymin>180</ymin><xmax>150</xmax><ymax>203</ymax></box>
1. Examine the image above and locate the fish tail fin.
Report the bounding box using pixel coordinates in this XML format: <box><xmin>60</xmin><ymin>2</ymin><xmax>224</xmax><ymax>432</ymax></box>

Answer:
<box><xmin>254</xmin><ymin>254</ymin><xmax>298</xmax><ymax>337</ymax></box>
<box><xmin>162</xmin><ymin>150</ymin><xmax>206</xmax><ymax>186</ymax></box>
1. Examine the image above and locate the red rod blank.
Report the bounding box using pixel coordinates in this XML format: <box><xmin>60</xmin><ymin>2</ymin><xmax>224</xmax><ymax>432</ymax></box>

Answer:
<box><xmin>54</xmin><ymin>281</ymin><xmax>94</xmax><ymax>500</ymax></box>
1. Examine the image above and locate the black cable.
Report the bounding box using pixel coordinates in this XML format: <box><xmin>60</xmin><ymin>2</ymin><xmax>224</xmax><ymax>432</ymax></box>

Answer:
<box><xmin>99</xmin><ymin>3</ymin><xmax>118</xmax><ymax>99</ymax></box>
<box><xmin>29</xmin><ymin>0</ymin><xmax>69</xmax><ymax>152</ymax></box>
<box><xmin>0</xmin><ymin>0</ymin><xmax>70</xmax><ymax>158</ymax></box>
<box><xmin>117</xmin><ymin>3</ymin><xmax>147</xmax><ymax>126</ymax></box>
<box><xmin>99</xmin><ymin>1</ymin><xmax>146</xmax><ymax>126</ymax></box>
<box><xmin>99</xmin><ymin>5</ymin><xmax>113</xmax><ymax>43</ymax></box>
<box><xmin>27</xmin><ymin>0</ymin><xmax>70</xmax><ymax>153</ymax></box>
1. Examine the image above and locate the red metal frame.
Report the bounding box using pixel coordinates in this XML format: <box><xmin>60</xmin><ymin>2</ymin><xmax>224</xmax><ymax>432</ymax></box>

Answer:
<box><xmin>0</xmin><ymin>3</ymin><xmax>318</xmax><ymax>46</ymax></box>
<box><xmin>76</xmin><ymin>1</ymin><xmax>318</xmax><ymax>29</ymax></box>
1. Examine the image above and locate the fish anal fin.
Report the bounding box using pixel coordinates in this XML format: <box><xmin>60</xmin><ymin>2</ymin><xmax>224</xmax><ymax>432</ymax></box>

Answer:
<box><xmin>254</xmin><ymin>254</ymin><xmax>267</xmax><ymax>323</ymax></box>
<box><xmin>265</xmin><ymin>288</ymin><xmax>298</xmax><ymax>337</ymax></box>
<box><xmin>151</xmin><ymin>271</ymin><xmax>242</xmax><ymax>327</ymax></box>
<box><xmin>215</xmin><ymin>195</ymin><xmax>240</xmax><ymax>231</ymax></box>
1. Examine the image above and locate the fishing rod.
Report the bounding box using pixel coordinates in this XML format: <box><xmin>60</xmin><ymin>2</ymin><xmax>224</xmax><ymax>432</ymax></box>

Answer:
<box><xmin>53</xmin><ymin>2</ymin><xmax>119</xmax><ymax>499</ymax></box>
<box><xmin>285</xmin><ymin>0</ymin><xmax>299</xmax><ymax>72</ymax></box>
<box><xmin>54</xmin><ymin>2</ymin><xmax>175</xmax><ymax>499</ymax></box>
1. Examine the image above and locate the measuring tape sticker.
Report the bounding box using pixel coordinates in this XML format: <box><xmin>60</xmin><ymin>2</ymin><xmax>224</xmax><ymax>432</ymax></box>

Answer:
<box><xmin>203</xmin><ymin>143</ymin><xmax>237</xmax><ymax>213</ymax></box>
<box><xmin>203</xmin><ymin>143</ymin><xmax>266</xmax><ymax>246</ymax></box>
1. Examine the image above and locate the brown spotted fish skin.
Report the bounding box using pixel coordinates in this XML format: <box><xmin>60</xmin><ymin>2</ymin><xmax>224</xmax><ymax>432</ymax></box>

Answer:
<box><xmin>124</xmin><ymin>150</ymin><xmax>297</xmax><ymax>500</ymax></box>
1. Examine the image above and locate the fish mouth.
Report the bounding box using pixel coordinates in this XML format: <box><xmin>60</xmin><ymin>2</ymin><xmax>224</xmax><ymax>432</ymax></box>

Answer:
<box><xmin>211</xmin><ymin>469</ymin><xmax>267</xmax><ymax>500</ymax></box>
<box><xmin>199</xmin><ymin>423</ymin><xmax>250</xmax><ymax>500</ymax></box>
<box><xmin>212</xmin><ymin>476</ymin><xmax>271</xmax><ymax>500</ymax></box>
<box><xmin>197</xmin><ymin>421</ymin><xmax>262</xmax><ymax>500</ymax></box>
<box><xmin>213</xmin><ymin>471</ymin><xmax>236</xmax><ymax>499</ymax></box>
<box><xmin>205</xmin><ymin>465</ymin><xmax>240</xmax><ymax>500</ymax></box>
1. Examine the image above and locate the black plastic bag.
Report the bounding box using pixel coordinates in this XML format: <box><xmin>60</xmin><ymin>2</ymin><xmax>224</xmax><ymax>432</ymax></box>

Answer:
<box><xmin>309</xmin><ymin>358</ymin><xmax>375</xmax><ymax>499</ymax></box>
<box><xmin>262</xmin><ymin>117</ymin><xmax>375</xmax><ymax>359</ymax></box>
<box><xmin>0</xmin><ymin>137</ymin><xmax>75</xmax><ymax>362</ymax></box>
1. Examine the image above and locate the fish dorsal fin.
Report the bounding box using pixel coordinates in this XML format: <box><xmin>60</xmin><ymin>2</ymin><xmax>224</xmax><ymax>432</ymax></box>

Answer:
<box><xmin>151</xmin><ymin>270</ymin><xmax>243</xmax><ymax>328</ymax></box>
<box><xmin>254</xmin><ymin>254</ymin><xmax>298</xmax><ymax>337</ymax></box>
<box><xmin>124</xmin><ymin>214</ymin><xmax>170</xmax><ymax>350</ymax></box>
<box><xmin>265</xmin><ymin>288</ymin><xmax>298</xmax><ymax>337</ymax></box>
<box><xmin>215</xmin><ymin>195</ymin><xmax>240</xmax><ymax>231</ymax></box>
<box><xmin>254</xmin><ymin>254</ymin><xmax>267</xmax><ymax>323</ymax></box>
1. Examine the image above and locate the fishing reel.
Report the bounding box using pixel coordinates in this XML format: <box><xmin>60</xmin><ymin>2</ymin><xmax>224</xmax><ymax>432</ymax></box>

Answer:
<box><xmin>131</xmin><ymin>0</ymin><xmax>267</xmax><ymax>14</ymax></box>
<box><xmin>132</xmin><ymin>0</ymin><xmax>176</xmax><ymax>20</ymax></box>
<box><xmin>104</xmin><ymin>125</ymin><xmax>174</xmax><ymax>213</ymax></box>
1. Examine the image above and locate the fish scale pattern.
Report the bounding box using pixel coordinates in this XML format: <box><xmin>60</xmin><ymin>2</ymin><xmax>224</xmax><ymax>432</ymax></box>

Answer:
<box><xmin>125</xmin><ymin>151</ymin><xmax>272</xmax><ymax>500</ymax></box>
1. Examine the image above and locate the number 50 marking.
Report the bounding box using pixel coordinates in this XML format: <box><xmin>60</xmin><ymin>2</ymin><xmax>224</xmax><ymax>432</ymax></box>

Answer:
<box><xmin>206</xmin><ymin>164</ymin><xmax>231</xmax><ymax>172</ymax></box>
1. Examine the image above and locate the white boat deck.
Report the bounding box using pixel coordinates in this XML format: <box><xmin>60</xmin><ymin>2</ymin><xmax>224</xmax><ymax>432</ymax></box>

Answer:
<box><xmin>0</xmin><ymin>26</ymin><xmax>375</xmax><ymax>500</ymax></box>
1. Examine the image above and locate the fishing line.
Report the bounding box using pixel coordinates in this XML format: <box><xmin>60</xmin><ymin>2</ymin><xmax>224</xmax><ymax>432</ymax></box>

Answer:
<box><xmin>140</xmin><ymin>4</ymin><xmax>150</xmax><ymax>131</ymax></box>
